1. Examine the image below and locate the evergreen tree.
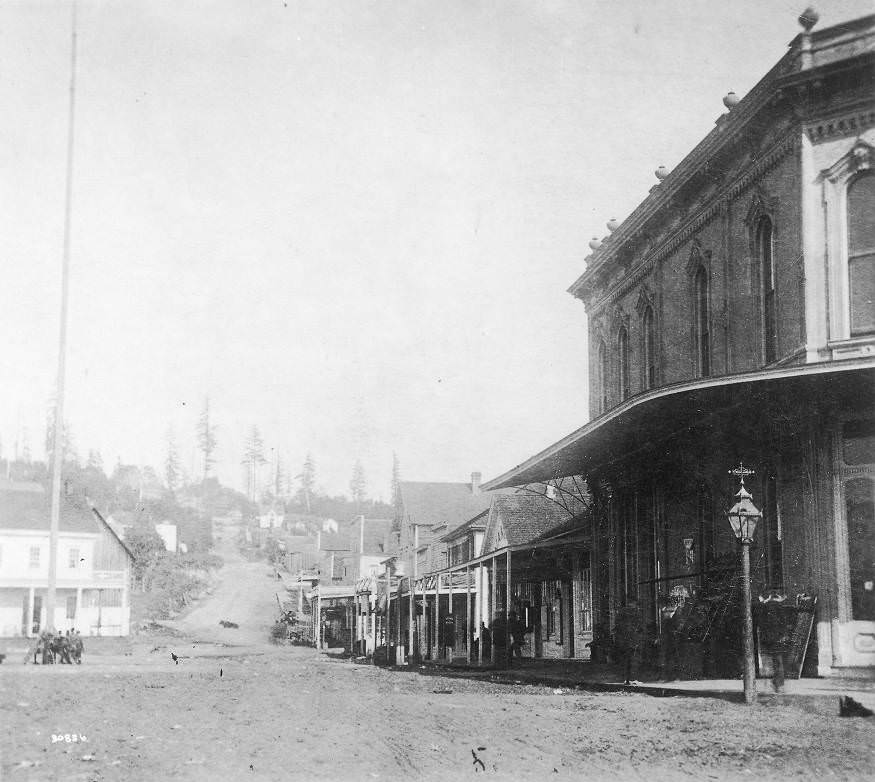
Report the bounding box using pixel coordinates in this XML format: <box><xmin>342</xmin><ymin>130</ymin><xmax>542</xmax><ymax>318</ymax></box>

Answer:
<box><xmin>196</xmin><ymin>397</ymin><xmax>217</xmax><ymax>482</ymax></box>
<box><xmin>350</xmin><ymin>459</ymin><xmax>366</xmax><ymax>509</ymax></box>
<box><xmin>391</xmin><ymin>451</ymin><xmax>401</xmax><ymax>507</ymax></box>
<box><xmin>241</xmin><ymin>425</ymin><xmax>267</xmax><ymax>502</ymax></box>
<box><xmin>297</xmin><ymin>453</ymin><xmax>316</xmax><ymax>512</ymax></box>
<box><xmin>164</xmin><ymin>426</ymin><xmax>180</xmax><ymax>492</ymax></box>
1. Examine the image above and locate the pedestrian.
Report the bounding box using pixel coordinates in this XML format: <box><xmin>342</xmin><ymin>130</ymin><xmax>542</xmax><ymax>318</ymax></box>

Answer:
<box><xmin>507</xmin><ymin>611</ymin><xmax>527</xmax><ymax>663</ymax></box>
<box><xmin>614</xmin><ymin>600</ymin><xmax>644</xmax><ymax>685</ymax></box>
<box><xmin>756</xmin><ymin>589</ymin><xmax>792</xmax><ymax>692</ymax></box>
<box><xmin>70</xmin><ymin>629</ymin><xmax>84</xmax><ymax>664</ymax></box>
<box><xmin>658</xmin><ymin>596</ymin><xmax>679</xmax><ymax>681</ymax></box>
<box><xmin>490</xmin><ymin>611</ymin><xmax>508</xmax><ymax>666</ymax></box>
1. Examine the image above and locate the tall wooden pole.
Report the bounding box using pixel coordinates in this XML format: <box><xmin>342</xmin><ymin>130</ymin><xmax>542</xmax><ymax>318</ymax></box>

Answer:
<box><xmin>47</xmin><ymin>0</ymin><xmax>78</xmax><ymax>633</ymax></box>
<box><xmin>741</xmin><ymin>540</ymin><xmax>756</xmax><ymax>704</ymax></box>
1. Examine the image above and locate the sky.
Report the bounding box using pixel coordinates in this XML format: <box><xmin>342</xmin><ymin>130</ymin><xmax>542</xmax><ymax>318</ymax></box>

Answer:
<box><xmin>0</xmin><ymin>0</ymin><xmax>872</xmax><ymax>500</ymax></box>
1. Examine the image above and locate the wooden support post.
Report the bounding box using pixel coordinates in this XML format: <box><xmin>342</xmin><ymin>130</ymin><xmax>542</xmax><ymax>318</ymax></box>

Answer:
<box><xmin>466</xmin><ymin>565</ymin><xmax>472</xmax><ymax>665</ymax></box>
<box><xmin>477</xmin><ymin>566</ymin><xmax>484</xmax><ymax>666</ymax></box>
<box><xmin>490</xmin><ymin>556</ymin><xmax>497</xmax><ymax>666</ymax></box>
<box><xmin>506</xmin><ymin>550</ymin><xmax>512</xmax><ymax>658</ymax></box>
<box><xmin>408</xmin><ymin>577</ymin><xmax>414</xmax><ymax>660</ymax></box>
<box><xmin>434</xmin><ymin>573</ymin><xmax>440</xmax><ymax>661</ymax></box>
<box><xmin>447</xmin><ymin>569</ymin><xmax>454</xmax><ymax>661</ymax></box>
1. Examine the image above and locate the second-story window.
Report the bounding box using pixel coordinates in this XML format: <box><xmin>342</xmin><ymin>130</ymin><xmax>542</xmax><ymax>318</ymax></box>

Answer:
<box><xmin>694</xmin><ymin>266</ymin><xmax>711</xmax><ymax>377</ymax></box>
<box><xmin>848</xmin><ymin>172</ymin><xmax>875</xmax><ymax>336</ymax></box>
<box><xmin>758</xmin><ymin>216</ymin><xmax>778</xmax><ymax>362</ymax></box>
<box><xmin>597</xmin><ymin>339</ymin><xmax>608</xmax><ymax>413</ymax></box>
<box><xmin>643</xmin><ymin>306</ymin><xmax>656</xmax><ymax>389</ymax></box>
<box><xmin>68</xmin><ymin>548</ymin><xmax>80</xmax><ymax>568</ymax></box>
<box><xmin>29</xmin><ymin>546</ymin><xmax>40</xmax><ymax>568</ymax></box>
<box><xmin>617</xmin><ymin>326</ymin><xmax>630</xmax><ymax>401</ymax></box>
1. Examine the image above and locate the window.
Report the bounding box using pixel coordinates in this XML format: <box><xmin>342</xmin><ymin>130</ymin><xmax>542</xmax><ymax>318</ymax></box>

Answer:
<box><xmin>597</xmin><ymin>339</ymin><xmax>608</xmax><ymax>413</ymax></box>
<box><xmin>643</xmin><ymin>306</ymin><xmax>656</xmax><ymax>389</ymax></box>
<box><xmin>66</xmin><ymin>596</ymin><xmax>77</xmax><ymax>620</ymax></box>
<box><xmin>694</xmin><ymin>266</ymin><xmax>711</xmax><ymax>376</ymax></box>
<box><xmin>848</xmin><ymin>173</ymin><xmax>875</xmax><ymax>336</ymax></box>
<box><xmin>758</xmin><ymin>216</ymin><xmax>778</xmax><ymax>362</ymax></box>
<box><xmin>618</xmin><ymin>327</ymin><xmax>630</xmax><ymax>401</ymax></box>
<box><xmin>29</xmin><ymin>546</ymin><xmax>40</xmax><ymax>568</ymax></box>
<box><xmin>842</xmin><ymin>420</ymin><xmax>875</xmax><ymax>622</ymax></box>
<box><xmin>68</xmin><ymin>548</ymin><xmax>80</xmax><ymax>569</ymax></box>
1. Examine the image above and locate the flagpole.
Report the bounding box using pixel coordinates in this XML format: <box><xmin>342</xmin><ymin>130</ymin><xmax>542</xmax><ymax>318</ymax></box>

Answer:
<box><xmin>47</xmin><ymin>0</ymin><xmax>78</xmax><ymax>633</ymax></box>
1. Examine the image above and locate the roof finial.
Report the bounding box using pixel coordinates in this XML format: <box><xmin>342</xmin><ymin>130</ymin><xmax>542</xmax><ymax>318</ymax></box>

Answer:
<box><xmin>799</xmin><ymin>7</ymin><xmax>819</xmax><ymax>32</ymax></box>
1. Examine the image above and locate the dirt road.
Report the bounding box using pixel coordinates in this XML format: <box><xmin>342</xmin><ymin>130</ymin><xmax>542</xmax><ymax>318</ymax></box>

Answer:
<box><xmin>165</xmin><ymin>537</ymin><xmax>282</xmax><ymax>648</ymax></box>
<box><xmin>3</xmin><ymin>549</ymin><xmax>874</xmax><ymax>781</ymax></box>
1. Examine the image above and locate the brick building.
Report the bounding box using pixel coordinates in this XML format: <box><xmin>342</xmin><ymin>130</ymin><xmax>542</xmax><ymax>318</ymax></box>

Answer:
<box><xmin>484</xmin><ymin>12</ymin><xmax>875</xmax><ymax>677</ymax></box>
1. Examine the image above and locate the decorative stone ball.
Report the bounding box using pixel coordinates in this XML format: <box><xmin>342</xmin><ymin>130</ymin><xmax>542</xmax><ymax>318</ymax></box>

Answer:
<box><xmin>655</xmin><ymin>165</ymin><xmax>669</xmax><ymax>181</ymax></box>
<box><xmin>588</xmin><ymin>237</ymin><xmax>602</xmax><ymax>251</ymax></box>
<box><xmin>722</xmin><ymin>91</ymin><xmax>740</xmax><ymax>110</ymax></box>
<box><xmin>799</xmin><ymin>7</ymin><xmax>819</xmax><ymax>31</ymax></box>
<box><xmin>606</xmin><ymin>218</ymin><xmax>620</xmax><ymax>233</ymax></box>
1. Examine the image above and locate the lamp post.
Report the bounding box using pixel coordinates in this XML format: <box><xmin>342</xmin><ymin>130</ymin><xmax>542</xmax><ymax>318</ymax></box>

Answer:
<box><xmin>727</xmin><ymin>464</ymin><xmax>762</xmax><ymax>705</ymax></box>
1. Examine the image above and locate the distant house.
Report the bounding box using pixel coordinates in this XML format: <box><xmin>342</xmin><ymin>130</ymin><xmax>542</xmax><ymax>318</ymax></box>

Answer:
<box><xmin>258</xmin><ymin>502</ymin><xmax>285</xmax><ymax>530</ymax></box>
<box><xmin>0</xmin><ymin>480</ymin><xmax>134</xmax><ymax>637</ymax></box>
<box><xmin>154</xmin><ymin>522</ymin><xmax>178</xmax><ymax>553</ymax></box>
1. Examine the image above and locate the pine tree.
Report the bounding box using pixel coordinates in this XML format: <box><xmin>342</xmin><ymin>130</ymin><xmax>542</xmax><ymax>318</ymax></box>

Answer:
<box><xmin>241</xmin><ymin>425</ymin><xmax>266</xmax><ymax>502</ymax></box>
<box><xmin>350</xmin><ymin>459</ymin><xmax>366</xmax><ymax>510</ymax></box>
<box><xmin>165</xmin><ymin>427</ymin><xmax>180</xmax><ymax>492</ymax></box>
<box><xmin>297</xmin><ymin>453</ymin><xmax>316</xmax><ymax>512</ymax></box>
<box><xmin>196</xmin><ymin>397</ymin><xmax>217</xmax><ymax>482</ymax></box>
<box><xmin>391</xmin><ymin>451</ymin><xmax>401</xmax><ymax>507</ymax></box>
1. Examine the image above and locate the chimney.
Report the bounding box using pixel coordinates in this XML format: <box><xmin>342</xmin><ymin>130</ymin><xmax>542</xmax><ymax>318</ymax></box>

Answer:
<box><xmin>471</xmin><ymin>472</ymin><xmax>482</xmax><ymax>495</ymax></box>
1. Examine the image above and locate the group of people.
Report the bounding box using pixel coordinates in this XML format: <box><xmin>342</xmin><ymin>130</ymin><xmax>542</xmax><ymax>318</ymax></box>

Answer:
<box><xmin>32</xmin><ymin>629</ymin><xmax>84</xmax><ymax>665</ymax></box>
<box><xmin>484</xmin><ymin>610</ymin><xmax>530</xmax><ymax>666</ymax></box>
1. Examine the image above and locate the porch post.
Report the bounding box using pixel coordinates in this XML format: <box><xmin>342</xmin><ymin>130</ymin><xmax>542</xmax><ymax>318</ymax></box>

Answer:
<box><xmin>408</xmin><ymin>577</ymin><xmax>414</xmax><ymax>659</ymax></box>
<box><xmin>477</xmin><ymin>565</ymin><xmax>484</xmax><ymax>666</ymax></box>
<box><xmin>506</xmin><ymin>550</ymin><xmax>512</xmax><ymax>655</ymax></box>
<box><xmin>75</xmin><ymin>586</ymin><xmax>82</xmax><ymax>631</ymax></box>
<box><xmin>490</xmin><ymin>555</ymin><xmax>497</xmax><ymax>665</ymax></box>
<box><xmin>447</xmin><ymin>568</ymin><xmax>454</xmax><ymax>661</ymax></box>
<box><xmin>433</xmin><ymin>573</ymin><xmax>440</xmax><ymax>661</ymax></box>
<box><xmin>466</xmin><ymin>565</ymin><xmax>472</xmax><ymax>665</ymax></box>
<box><xmin>27</xmin><ymin>587</ymin><xmax>35</xmax><ymax>637</ymax></box>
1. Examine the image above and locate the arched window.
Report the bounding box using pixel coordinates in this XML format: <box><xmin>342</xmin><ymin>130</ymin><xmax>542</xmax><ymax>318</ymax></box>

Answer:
<box><xmin>597</xmin><ymin>340</ymin><xmax>608</xmax><ymax>414</ymax></box>
<box><xmin>757</xmin><ymin>216</ymin><xmax>777</xmax><ymax>363</ymax></box>
<box><xmin>618</xmin><ymin>327</ymin><xmax>630</xmax><ymax>401</ymax></box>
<box><xmin>643</xmin><ymin>306</ymin><xmax>656</xmax><ymax>389</ymax></box>
<box><xmin>694</xmin><ymin>266</ymin><xmax>710</xmax><ymax>377</ymax></box>
<box><xmin>848</xmin><ymin>173</ymin><xmax>875</xmax><ymax>336</ymax></box>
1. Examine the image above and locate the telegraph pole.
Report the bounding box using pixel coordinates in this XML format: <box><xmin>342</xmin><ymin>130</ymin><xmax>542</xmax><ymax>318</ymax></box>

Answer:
<box><xmin>47</xmin><ymin>1</ymin><xmax>78</xmax><ymax>632</ymax></box>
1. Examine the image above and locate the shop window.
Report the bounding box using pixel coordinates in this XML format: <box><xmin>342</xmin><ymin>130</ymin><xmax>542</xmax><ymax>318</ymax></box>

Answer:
<box><xmin>757</xmin><ymin>216</ymin><xmax>778</xmax><ymax>363</ymax></box>
<box><xmin>843</xmin><ymin>420</ymin><xmax>875</xmax><ymax>464</ymax></box>
<box><xmin>643</xmin><ymin>306</ymin><xmax>657</xmax><ymax>389</ymax></box>
<box><xmin>618</xmin><ymin>327</ymin><xmax>630</xmax><ymax>401</ymax></box>
<box><xmin>694</xmin><ymin>266</ymin><xmax>711</xmax><ymax>377</ymax></box>
<box><xmin>848</xmin><ymin>173</ymin><xmax>875</xmax><ymax>336</ymax></box>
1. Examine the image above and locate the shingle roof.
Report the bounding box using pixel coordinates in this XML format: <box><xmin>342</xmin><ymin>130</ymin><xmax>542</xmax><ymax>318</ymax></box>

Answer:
<box><xmin>440</xmin><ymin>508</ymin><xmax>489</xmax><ymax>543</ymax></box>
<box><xmin>320</xmin><ymin>532</ymin><xmax>350</xmax><ymax>551</ymax></box>
<box><xmin>397</xmin><ymin>481</ymin><xmax>502</xmax><ymax>531</ymax></box>
<box><xmin>347</xmin><ymin>518</ymin><xmax>392</xmax><ymax>555</ymax></box>
<box><xmin>0</xmin><ymin>485</ymin><xmax>100</xmax><ymax>534</ymax></box>
<box><xmin>484</xmin><ymin>494</ymin><xmax>573</xmax><ymax>550</ymax></box>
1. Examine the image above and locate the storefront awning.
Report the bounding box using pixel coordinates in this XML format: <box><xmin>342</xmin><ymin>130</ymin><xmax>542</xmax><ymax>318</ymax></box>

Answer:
<box><xmin>482</xmin><ymin>358</ymin><xmax>875</xmax><ymax>490</ymax></box>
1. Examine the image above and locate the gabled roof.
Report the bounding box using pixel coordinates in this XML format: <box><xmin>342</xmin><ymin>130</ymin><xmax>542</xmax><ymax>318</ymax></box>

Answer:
<box><xmin>440</xmin><ymin>508</ymin><xmax>488</xmax><ymax>543</ymax></box>
<box><xmin>481</xmin><ymin>494</ymin><xmax>573</xmax><ymax>554</ymax></box>
<box><xmin>397</xmin><ymin>481</ymin><xmax>503</xmax><ymax>531</ymax></box>
<box><xmin>348</xmin><ymin>517</ymin><xmax>392</xmax><ymax>556</ymax></box>
<box><xmin>320</xmin><ymin>532</ymin><xmax>350</xmax><ymax>551</ymax></box>
<box><xmin>0</xmin><ymin>483</ymin><xmax>135</xmax><ymax>560</ymax></box>
<box><xmin>0</xmin><ymin>485</ymin><xmax>98</xmax><ymax>534</ymax></box>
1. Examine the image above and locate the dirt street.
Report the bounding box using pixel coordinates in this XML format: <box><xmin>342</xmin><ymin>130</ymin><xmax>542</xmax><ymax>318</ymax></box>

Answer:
<box><xmin>2</xmin><ymin>552</ymin><xmax>874</xmax><ymax>781</ymax></box>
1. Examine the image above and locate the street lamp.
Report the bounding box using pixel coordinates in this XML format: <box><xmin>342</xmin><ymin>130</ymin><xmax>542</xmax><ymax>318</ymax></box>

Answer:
<box><xmin>727</xmin><ymin>464</ymin><xmax>762</xmax><ymax>705</ymax></box>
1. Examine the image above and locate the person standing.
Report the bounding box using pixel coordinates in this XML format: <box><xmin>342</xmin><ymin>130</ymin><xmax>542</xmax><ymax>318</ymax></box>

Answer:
<box><xmin>614</xmin><ymin>600</ymin><xmax>644</xmax><ymax>685</ymax></box>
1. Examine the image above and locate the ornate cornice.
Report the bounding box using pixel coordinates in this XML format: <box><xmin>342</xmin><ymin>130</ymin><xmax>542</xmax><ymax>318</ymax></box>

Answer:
<box><xmin>584</xmin><ymin>131</ymin><xmax>799</xmax><ymax>315</ymax></box>
<box><xmin>805</xmin><ymin>107</ymin><xmax>875</xmax><ymax>143</ymax></box>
